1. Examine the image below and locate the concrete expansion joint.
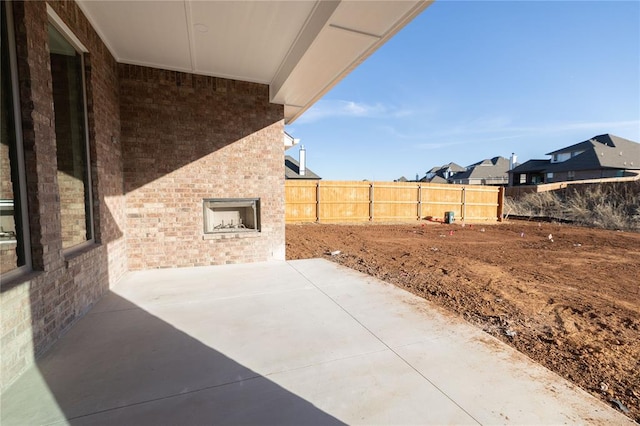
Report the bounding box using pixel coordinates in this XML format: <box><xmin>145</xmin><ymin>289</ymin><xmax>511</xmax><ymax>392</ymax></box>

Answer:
<box><xmin>288</xmin><ymin>261</ymin><xmax>482</xmax><ymax>424</ymax></box>
<box><xmin>66</xmin><ymin>373</ymin><xmax>265</xmax><ymax>423</ymax></box>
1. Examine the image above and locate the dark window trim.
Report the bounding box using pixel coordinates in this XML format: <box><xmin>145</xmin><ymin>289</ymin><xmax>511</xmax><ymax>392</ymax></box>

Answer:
<box><xmin>1</xmin><ymin>0</ymin><xmax>32</xmax><ymax>282</ymax></box>
<box><xmin>47</xmin><ymin>6</ymin><xmax>95</xmax><ymax>256</ymax></box>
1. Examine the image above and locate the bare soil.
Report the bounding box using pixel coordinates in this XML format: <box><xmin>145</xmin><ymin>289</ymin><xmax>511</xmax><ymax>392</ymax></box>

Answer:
<box><xmin>286</xmin><ymin>220</ymin><xmax>640</xmax><ymax>421</ymax></box>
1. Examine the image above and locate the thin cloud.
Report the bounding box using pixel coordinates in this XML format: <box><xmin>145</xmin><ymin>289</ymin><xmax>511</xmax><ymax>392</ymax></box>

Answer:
<box><xmin>384</xmin><ymin>117</ymin><xmax>640</xmax><ymax>152</ymax></box>
<box><xmin>296</xmin><ymin>99</ymin><xmax>413</xmax><ymax>124</ymax></box>
<box><xmin>403</xmin><ymin>118</ymin><xmax>640</xmax><ymax>145</ymax></box>
<box><xmin>520</xmin><ymin>119</ymin><xmax>640</xmax><ymax>135</ymax></box>
<box><xmin>414</xmin><ymin>141</ymin><xmax>467</xmax><ymax>150</ymax></box>
<box><xmin>460</xmin><ymin>118</ymin><xmax>640</xmax><ymax>137</ymax></box>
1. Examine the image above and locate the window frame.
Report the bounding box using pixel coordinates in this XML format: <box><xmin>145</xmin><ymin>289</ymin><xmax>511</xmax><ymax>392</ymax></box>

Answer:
<box><xmin>47</xmin><ymin>5</ymin><xmax>96</xmax><ymax>256</ymax></box>
<box><xmin>1</xmin><ymin>1</ymin><xmax>32</xmax><ymax>282</ymax></box>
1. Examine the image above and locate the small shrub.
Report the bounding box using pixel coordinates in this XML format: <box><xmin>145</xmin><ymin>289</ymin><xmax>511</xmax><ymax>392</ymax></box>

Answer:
<box><xmin>505</xmin><ymin>181</ymin><xmax>640</xmax><ymax>231</ymax></box>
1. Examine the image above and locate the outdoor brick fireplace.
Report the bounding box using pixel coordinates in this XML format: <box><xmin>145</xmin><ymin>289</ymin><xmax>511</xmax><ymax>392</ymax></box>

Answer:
<box><xmin>203</xmin><ymin>198</ymin><xmax>260</xmax><ymax>234</ymax></box>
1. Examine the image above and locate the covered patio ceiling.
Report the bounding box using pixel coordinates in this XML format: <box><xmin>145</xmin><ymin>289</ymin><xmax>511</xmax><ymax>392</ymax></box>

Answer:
<box><xmin>76</xmin><ymin>0</ymin><xmax>432</xmax><ymax>123</ymax></box>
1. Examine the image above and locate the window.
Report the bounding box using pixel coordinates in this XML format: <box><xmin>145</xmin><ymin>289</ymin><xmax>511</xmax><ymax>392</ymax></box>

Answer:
<box><xmin>552</xmin><ymin>153</ymin><xmax>571</xmax><ymax>163</ymax></box>
<box><xmin>1</xmin><ymin>1</ymin><xmax>31</xmax><ymax>277</ymax></box>
<box><xmin>567</xmin><ymin>171</ymin><xmax>575</xmax><ymax>180</ymax></box>
<box><xmin>48</xmin><ymin>21</ymin><xmax>93</xmax><ymax>250</ymax></box>
<box><xmin>546</xmin><ymin>172</ymin><xmax>554</xmax><ymax>181</ymax></box>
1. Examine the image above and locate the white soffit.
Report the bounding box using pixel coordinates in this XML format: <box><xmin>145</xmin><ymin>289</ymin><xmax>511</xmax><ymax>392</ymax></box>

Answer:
<box><xmin>76</xmin><ymin>0</ymin><xmax>432</xmax><ymax>123</ymax></box>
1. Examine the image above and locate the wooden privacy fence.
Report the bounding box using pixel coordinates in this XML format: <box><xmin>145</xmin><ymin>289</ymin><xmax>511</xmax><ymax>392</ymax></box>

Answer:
<box><xmin>285</xmin><ymin>181</ymin><xmax>504</xmax><ymax>223</ymax></box>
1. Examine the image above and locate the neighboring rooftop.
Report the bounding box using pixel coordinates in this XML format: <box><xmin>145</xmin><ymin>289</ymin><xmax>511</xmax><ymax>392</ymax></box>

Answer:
<box><xmin>452</xmin><ymin>156</ymin><xmax>511</xmax><ymax>181</ymax></box>
<box><xmin>422</xmin><ymin>162</ymin><xmax>466</xmax><ymax>183</ymax></box>
<box><xmin>510</xmin><ymin>159</ymin><xmax>551</xmax><ymax>174</ymax></box>
<box><xmin>545</xmin><ymin>134</ymin><xmax>640</xmax><ymax>172</ymax></box>
<box><xmin>285</xmin><ymin>155</ymin><xmax>321</xmax><ymax>180</ymax></box>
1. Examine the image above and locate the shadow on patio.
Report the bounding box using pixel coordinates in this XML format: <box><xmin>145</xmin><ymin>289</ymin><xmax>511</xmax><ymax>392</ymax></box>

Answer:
<box><xmin>1</xmin><ymin>259</ymin><xmax>631</xmax><ymax>425</ymax></box>
<box><xmin>0</xmin><ymin>290</ymin><xmax>343</xmax><ymax>425</ymax></box>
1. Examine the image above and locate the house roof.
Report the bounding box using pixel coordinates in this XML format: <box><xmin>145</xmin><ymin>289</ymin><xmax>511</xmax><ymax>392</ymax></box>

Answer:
<box><xmin>426</xmin><ymin>175</ymin><xmax>449</xmax><ymax>184</ymax></box>
<box><xmin>285</xmin><ymin>156</ymin><xmax>321</xmax><ymax>180</ymax></box>
<box><xmin>423</xmin><ymin>162</ymin><xmax>466</xmax><ymax>182</ymax></box>
<box><xmin>453</xmin><ymin>156</ymin><xmax>510</xmax><ymax>180</ymax></box>
<box><xmin>509</xmin><ymin>159</ymin><xmax>550</xmax><ymax>174</ymax></box>
<box><xmin>545</xmin><ymin>134</ymin><xmax>640</xmax><ymax>172</ymax></box>
<box><xmin>546</xmin><ymin>134</ymin><xmax>626</xmax><ymax>155</ymax></box>
<box><xmin>75</xmin><ymin>0</ymin><xmax>432</xmax><ymax>124</ymax></box>
<box><xmin>427</xmin><ymin>162</ymin><xmax>465</xmax><ymax>174</ymax></box>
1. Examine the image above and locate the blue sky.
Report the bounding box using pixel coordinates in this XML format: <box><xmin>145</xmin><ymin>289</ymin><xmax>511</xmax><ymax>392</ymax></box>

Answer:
<box><xmin>285</xmin><ymin>0</ymin><xmax>640</xmax><ymax>181</ymax></box>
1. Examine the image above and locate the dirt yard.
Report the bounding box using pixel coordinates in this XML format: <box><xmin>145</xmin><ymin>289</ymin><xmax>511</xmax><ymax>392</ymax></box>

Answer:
<box><xmin>286</xmin><ymin>220</ymin><xmax>640</xmax><ymax>421</ymax></box>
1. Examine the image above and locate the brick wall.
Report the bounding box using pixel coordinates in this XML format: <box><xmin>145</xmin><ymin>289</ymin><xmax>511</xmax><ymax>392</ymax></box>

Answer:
<box><xmin>120</xmin><ymin>65</ymin><xmax>285</xmax><ymax>269</ymax></box>
<box><xmin>553</xmin><ymin>169</ymin><xmax>625</xmax><ymax>182</ymax></box>
<box><xmin>2</xmin><ymin>0</ymin><xmax>288</xmax><ymax>390</ymax></box>
<box><xmin>1</xmin><ymin>0</ymin><xmax>125</xmax><ymax>390</ymax></box>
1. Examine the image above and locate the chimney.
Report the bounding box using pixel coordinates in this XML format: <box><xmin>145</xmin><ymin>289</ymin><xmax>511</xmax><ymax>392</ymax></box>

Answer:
<box><xmin>299</xmin><ymin>145</ymin><xmax>306</xmax><ymax>176</ymax></box>
<box><xmin>510</xmin><ymin>153</ymin><xmax>517</xmax><ymax>170</ymax></box>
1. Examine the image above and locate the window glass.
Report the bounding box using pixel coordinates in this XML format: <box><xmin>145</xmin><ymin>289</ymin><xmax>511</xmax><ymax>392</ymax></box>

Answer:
<box><xmin>1</xmin><ymin>2</ymin><xmax>27</xmax><ymax>274</ymax></box>
<box><xmin>48</xmin><ymin>24</ymin><xmax>93</xmax><ymax>249</ymax></box>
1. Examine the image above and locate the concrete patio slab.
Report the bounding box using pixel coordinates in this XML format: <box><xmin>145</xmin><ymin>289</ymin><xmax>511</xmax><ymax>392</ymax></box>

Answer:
<box><xmin>1</xmin><ymin>259</ymin><xmax>632</xmax><ymax>425</ymax></box>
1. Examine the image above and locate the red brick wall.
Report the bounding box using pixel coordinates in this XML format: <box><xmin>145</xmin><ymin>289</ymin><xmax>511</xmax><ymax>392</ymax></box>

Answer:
<box><xmin>119</xmin><ymin>65</ymin><xmax>285</xmax><ymax>269</ymax></box>
<box><xmin>1</xmin><ymin>0</ymin><xmax>125</xmax><ymax>389</ymax></box>
<box><xmin>2</xmin><ymin>0</ymin><xmax>287</xmax><ymax>391</ymax></box>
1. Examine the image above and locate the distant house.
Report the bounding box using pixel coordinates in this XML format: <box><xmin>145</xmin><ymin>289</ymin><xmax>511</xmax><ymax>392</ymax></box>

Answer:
<box><xmin>285</xmin><ymin>151</ymin><xmax>321</xmax><ymax>180</ymax></box>
<box><xmin>284</xmin><ymin>135</ymin><xmax>321</xmax><ymax>180</ymax></box>
<box><xmin>507</xmin><ymin>160</ymin><xmax>550</xmax><ymax>185</ymax></box>
<box><xmin>424</xmin><ymin>175</ymin><xmax>449</xmax><ymax>184</ymax></box>
<box><xmin>509</xmin><ymin>134</ymin><xmax>640</xmax><ymax>186</ymax></box>
<box><xmin>421</xmin><ymin>162</ymin><xmax>466</xmax><ymax>183</ymax></box>
<box><xmin>450</xmin><ymin>156</ymin><xmax>511</xmax><ymax>186</ymax></box>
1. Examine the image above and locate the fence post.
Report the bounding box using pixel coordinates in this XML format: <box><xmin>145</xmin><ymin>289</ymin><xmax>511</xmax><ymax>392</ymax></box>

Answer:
<box><xmin>316</xmin><ymin>181</ymin><xmax>320</xmax><ymax>223</ymax></box>
<box><xmin>497</xmin><ymin>186</ymin><xmax>505</xmax><ymax>222</ymax></box>
<box><xmin>369</xmin><ymin>182</ymin><xmax>374</xmax><ymax>221</ymax></box>
<box><xmin>461</xmin><ymin>186</ymin><xmax>466</xmax><ymax>222</ymax></box>
<box><xmin>417</xmin><ymin>184</ymin><xmax>422</xmax><ymax>220</ymax></box>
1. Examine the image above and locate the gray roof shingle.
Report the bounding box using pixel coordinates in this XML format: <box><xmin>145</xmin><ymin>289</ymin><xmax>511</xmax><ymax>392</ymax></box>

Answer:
<box><xmin>285</xmin><ymin>155</ymin><xmax>321</xmax><ymax>180</ymax></box>
<box><xmin>545</xmin><ymin>134</ymin><xmax>640</xmax><ymax>172</ymax></box>
<box><xmin>453</xmin><ymin>156</ymin><xmax>510</xmax><ymax>180</ymax></box>
<box><xmin>509</xmin><ymin>159</ymin><xmax>550</xmax><ymax>174</ymax></box>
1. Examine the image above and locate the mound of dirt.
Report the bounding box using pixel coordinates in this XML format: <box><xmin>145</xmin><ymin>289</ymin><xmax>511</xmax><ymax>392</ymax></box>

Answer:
<box><xmin>286</xmin><ymin>220</ymin><xmax>640</xmax><ymax>421</ymax></box>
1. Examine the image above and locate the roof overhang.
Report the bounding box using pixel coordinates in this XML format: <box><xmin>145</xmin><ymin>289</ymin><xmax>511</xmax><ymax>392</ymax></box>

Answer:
<box><xmin>76</xmin><ymin>0</ymin><xmax>432</xmax><ymax>124</ymax></box>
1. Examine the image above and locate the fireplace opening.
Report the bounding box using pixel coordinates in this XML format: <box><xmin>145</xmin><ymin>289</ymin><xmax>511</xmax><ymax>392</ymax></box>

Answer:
<box><xmin>203</xmin><ymin>198</ymin><xmax>260</xmax><ymax>234</ymax></box>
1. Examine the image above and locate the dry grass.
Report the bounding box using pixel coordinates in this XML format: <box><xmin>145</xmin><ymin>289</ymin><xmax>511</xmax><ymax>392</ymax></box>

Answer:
<box><xmin>504</xmin><ymin>181</ymin><xmax>640</xmax><ymax>231</ymax></box>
